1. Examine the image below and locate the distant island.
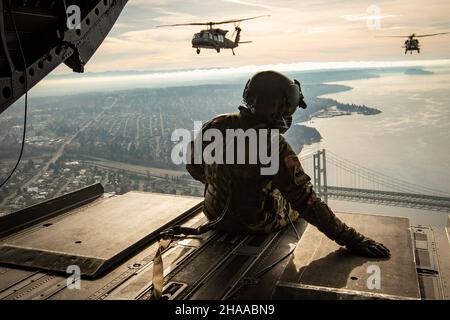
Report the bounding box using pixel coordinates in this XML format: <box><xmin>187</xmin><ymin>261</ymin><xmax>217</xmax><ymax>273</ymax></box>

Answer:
<box><xmin>311</xmin><ymin>98</ymin><xmax>380</xmax><ymax>119</ymax></box>
<box><xmin>282</xmin><ymin>82</ymin><xmax>381</xmax><ymax>153</ymax></box>
<box><xmin>284</xmin><ymin>124</ymin><xmax>322</xmax><ymax>154</ymax></box>
<box><xmin>404</xmin><ymin>68</ymin><xmax>434</xmax><ymax>75</ymax></box>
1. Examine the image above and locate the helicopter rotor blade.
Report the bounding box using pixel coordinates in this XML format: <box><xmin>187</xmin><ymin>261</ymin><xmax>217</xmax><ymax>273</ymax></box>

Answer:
<box><xmin>156</xmin><ymin>22</ymin><xmax>213</xmax><ymax>28</ymax></box>
<box><xmin>156</xmin><ymin>15</ymin><xmax>270</xmax><ymax>28</ymax></box>
<box><xmin>415</xmin><ymin>32</ymin><xmax>450</xmax><ymax>37</ymax></box>
<box><xmin>212</xmin><ymin>15</ymin><xmax>270</xmax><ymax>25</ymax></box>
<box><xmin>375</xmin><ymin>35</ymin><xmax>411</xmax><ymax>38</ymax></box>
<box><xmin>375</xmin><ymin>31</ymin><xmax>450</xmax><ymax>38</ymax></box>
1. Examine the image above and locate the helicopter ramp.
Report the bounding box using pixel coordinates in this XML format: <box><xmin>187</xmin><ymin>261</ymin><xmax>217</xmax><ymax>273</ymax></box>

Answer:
<box><xmin>273</xmin><ymin>213</ymin><xmax>420</xmax><ymax>300</ymax></box>
<box><xmin>0</xmin><ymin>191</ymin><xmax>202</xmax><ymax>278</ymax></box>
<box><xmin>0</xmin><ymin>186</ymin><xmax>449</xmax><ymax>300</ymax></box>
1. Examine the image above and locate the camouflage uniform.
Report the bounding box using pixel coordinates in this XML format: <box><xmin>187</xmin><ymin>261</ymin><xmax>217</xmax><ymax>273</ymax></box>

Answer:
<box><xmin>186</xmin><ymin>111</ymin><xmax>365</xmax><ymax>247</ymax></box>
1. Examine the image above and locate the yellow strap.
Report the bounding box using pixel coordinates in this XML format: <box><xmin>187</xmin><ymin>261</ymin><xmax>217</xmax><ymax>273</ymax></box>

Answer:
<box><xmin>151</xmin><ymin>238</ymin><xmax>172</xmax><ymax>300</ymax></box>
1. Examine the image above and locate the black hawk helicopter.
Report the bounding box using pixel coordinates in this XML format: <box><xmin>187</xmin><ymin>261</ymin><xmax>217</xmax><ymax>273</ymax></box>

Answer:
<box><xmin>378</xmin><ymin>32</ymin><xmax>450</xmax><ymax>54</ymax></box>
<box><xmin>156</xmin><ymin>15</ymin><xmax>270</xmax><ymax>55</ymax></box>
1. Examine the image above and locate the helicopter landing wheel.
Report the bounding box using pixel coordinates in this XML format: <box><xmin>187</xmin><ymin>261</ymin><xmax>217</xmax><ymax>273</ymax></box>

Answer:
<box><xmin>196</xmin><ymin>48</ymin><xmax>200</xmax><ymax>54</ymax></box>
<box><xmin>216</xmin><ymin>48</ymin><xmax>220</xmax><ymax>53</ymax></box>
<box><xmin>232</xmin><ymin>49</ymin><xmax>235</xmax><ymax>56</ymax></box>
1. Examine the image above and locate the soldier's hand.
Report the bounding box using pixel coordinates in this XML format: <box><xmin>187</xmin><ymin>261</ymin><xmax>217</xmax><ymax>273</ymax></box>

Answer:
<box><xmin>346</xmin><ymin>237</ymin><xmax>391</xmax><ymax>259</ymax></box>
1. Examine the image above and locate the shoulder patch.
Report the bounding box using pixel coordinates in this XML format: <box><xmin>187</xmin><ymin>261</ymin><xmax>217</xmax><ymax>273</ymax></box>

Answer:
<box><xmin>284</xmin><ymin>155</ymin><xmax>300</xmax><ymax>169</ymax></box>
<box><xmin>209</xmin><ymin>113</ymin><xmax>239</xmax><ymax>130</ymax></box>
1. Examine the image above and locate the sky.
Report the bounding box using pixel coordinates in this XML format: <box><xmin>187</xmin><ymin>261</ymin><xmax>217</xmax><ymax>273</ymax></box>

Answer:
<box><xmin>63</xmin><ymin>0</ymin><xmax>450</xmax><ymax>74</ymax></box>
<box><xmin>34</xmin><ymin>0</ymin><xmax>450</xmax><ymax>97</ymax></box>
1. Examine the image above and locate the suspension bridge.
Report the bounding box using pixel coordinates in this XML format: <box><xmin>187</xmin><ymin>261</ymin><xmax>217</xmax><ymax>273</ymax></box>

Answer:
<box><xmin>299</xmin><ymin>149</ymin><xmax>450</xmax><ymax>212</ymax></box>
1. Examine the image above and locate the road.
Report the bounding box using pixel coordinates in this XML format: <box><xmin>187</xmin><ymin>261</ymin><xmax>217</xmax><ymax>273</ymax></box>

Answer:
<box><xmin>83</xmin><ymin>157</ymin><xmax>188</xmax><ymax>179</ymax></box>
<box><xmin>0</xmin><ymin>99</ymin><xmax>116</xmax><ymax>207</ymax></box>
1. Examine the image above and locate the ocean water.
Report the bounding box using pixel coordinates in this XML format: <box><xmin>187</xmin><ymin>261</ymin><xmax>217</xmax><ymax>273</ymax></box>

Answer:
<box><xmin>300</xmin><ymin>68</ymin><xmax>450</xmax><ymax>226</ymax></box>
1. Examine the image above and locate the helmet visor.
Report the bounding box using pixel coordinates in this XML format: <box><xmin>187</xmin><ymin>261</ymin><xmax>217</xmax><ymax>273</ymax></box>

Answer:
<box><xmin>286</xmin><ymin>79</ymin><xmax>307</xmax><ymax>114</ymax></box>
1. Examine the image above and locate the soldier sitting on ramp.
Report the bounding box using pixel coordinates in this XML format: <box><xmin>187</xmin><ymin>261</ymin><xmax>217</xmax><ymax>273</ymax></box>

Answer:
<box><xmin>186</xmin><ymin>71</ymin><xmax>390</xmax><ymax>259</ymax></box>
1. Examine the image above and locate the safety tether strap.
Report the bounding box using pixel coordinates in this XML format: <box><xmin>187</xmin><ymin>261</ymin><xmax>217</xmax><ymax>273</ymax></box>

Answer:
<box><xmin>151</xmin><ymin>238</ymin><xmax>172</xmax><ymax>300</ymax></box>
<box><xmin>150</xmin><ymin>179</ymin><xmax>232</xmax><ymax>300</ymax></box>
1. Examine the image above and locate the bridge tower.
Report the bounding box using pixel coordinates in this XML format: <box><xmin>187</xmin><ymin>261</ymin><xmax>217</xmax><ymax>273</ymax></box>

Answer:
<box><xmin>313</xmin><ymin>149</ymin><xmax>328</xmax><ymax>204</ymax></box>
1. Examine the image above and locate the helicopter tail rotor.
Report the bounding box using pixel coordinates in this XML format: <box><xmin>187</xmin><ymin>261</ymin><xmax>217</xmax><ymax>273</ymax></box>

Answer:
<box><xmin>231</xmin><ymin>22</ymin><xmax>241</xmax><ymax>38</ymax></box>
<box><xmin>233</xmin><ymin>25</ymin><xmax>242</xmax><ymax>44</ymax></box>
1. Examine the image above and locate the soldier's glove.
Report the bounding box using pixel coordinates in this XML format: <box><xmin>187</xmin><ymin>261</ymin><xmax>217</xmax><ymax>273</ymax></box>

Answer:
<box><xmin>345</xmin><ymin>237</ymin><xmax>391</xmax><ymax>259</ymax></box>
<box><xmin>300</xmin><ymin>200</ymin><xmax>390</xmax><ymax>259</ymax></box>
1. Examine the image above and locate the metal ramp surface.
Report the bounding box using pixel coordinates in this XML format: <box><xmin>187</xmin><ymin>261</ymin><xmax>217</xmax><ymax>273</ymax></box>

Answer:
<box><xmin>0</xmin><ymin>192</ymin><xmax>202</xmax><ymax>277</ymax></box>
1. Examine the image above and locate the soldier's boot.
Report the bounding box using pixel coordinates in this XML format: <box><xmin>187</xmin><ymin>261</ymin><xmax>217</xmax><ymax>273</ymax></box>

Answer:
<box><xmin>301</xmin><ymin>201</ymin><xmax>391</xmax><ymax>259</ymax></box>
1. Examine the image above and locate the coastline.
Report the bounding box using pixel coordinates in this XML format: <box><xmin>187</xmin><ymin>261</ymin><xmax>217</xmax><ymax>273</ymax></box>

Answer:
<box><xmin>286</xmin><ymin>81</ymin><xmax>382</xmax><ymax>152</ymax></box>
<box><xmin>297</xmin><ymin>70</ymin><xmax>450</xmax><ymax>226</ymax></box>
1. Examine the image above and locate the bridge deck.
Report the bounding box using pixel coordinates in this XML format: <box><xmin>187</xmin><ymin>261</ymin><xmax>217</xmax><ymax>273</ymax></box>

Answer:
<box><xmin>327</xmin><ymin>186</ymin><xmax>450</xmax><ymax>212</ymax></box>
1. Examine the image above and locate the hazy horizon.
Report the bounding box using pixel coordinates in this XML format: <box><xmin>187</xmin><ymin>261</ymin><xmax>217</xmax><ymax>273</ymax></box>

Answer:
<box><xmin>36</xmin><ymin>0</ymin><xmax>450</xmax><ymax>96</ymax></box>
<box><xmin>32</xmin><ymin>59</ymin><xmax>450</xmax><ymax>97</ymax></box>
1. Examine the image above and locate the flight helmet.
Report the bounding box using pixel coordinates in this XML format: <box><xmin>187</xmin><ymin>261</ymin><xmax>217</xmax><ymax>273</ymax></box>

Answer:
<box><xmin>241</xmin><ymin>70</ymin><xmax>307</xmax><ymax>132</ymax></box>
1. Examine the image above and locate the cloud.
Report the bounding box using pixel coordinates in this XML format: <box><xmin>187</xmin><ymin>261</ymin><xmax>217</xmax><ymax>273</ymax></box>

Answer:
<box><xmin>151</xmin><ymin>8</ymin><xmax>198</xmax><ymax>24</ymax></box>
<box><xmin>127</xmin><ymin>0</ymin><xmax>175</xmax><ymax>8</ymax></box>
<box><xmin>342</xmin><ymin>14</ymin><xmax>400</xmax><ymax>22</ymax></box>
<box><xmin>307</xmin><ymin>26</ymin><xmax>339</xmax><ymax>34</ymax></box>
<box><xmin>221</xmin><ymin>0</ymin><xmax>275</xmax><ymax>10</ymax></box>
